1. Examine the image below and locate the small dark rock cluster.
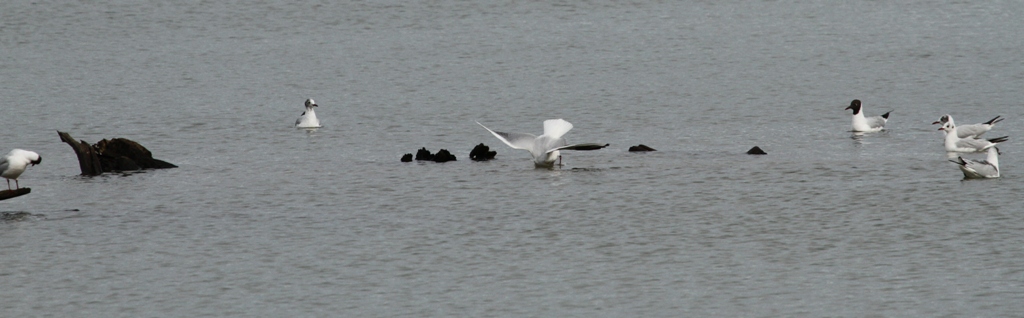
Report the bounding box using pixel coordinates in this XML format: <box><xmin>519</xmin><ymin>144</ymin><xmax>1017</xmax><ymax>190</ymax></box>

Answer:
<box><xmin>469</xmin><ymin>143</ymin><xmax>497</xmax><ymax>161</ymax></box>
<box><xmin>433</xmin><ymin>149</ymin><xmax>457</xmax><ymax>162</ymax></box>
<box><xmin>415</xmin><ymin>147</ymin><xmax>434</xmax><ymax>161</ymax></box>
<box><xmin>746</xmin><ymin>146</ymin><xmax>767</xmax><ymax>155</ymax></box>
<box><xmin>402</xmin><ymin>147</ymin><xmax>457</xmax><ymax>163</ymax></box>
<box><xmin>628</xmin><ymin>144</ymin><xmax>656</xmax><ymax>152</ymax></box>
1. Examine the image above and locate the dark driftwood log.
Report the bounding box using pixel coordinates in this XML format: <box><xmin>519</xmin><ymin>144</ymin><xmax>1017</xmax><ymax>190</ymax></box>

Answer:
<box><xmin>58</xmin><ymin>131</ymin><xmax>104</xmax><ymax>175</ymax></box>
<box><xmin>93</xmin><ymin>138</ymin><xmax>177</xmax><ymax>169</ymax></box>
<box><xmin>57</xmin><ymin>131</ymin><xmax>177</xmax><ymax>175</ymax></box>
<box><xmin>0</xmin><ymin>188</ymin><xmax>31</xmax><ymax>201</ymax></box>
<box><xmin>628</xmin><ymin>144</ymin><xmax>657</xmax><ymax>152</ymax></box>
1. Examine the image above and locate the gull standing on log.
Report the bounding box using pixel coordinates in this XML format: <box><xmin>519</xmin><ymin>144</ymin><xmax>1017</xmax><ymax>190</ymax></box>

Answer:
<box><xmin>1</xmin><ymin>149</ymin><xmax>42</xmax><ymax>190</ymax></box>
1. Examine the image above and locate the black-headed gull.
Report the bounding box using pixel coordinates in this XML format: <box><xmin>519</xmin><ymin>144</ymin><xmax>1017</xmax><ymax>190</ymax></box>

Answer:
<box><xmin>1</xmin><ymin>149</ymin><xmax>42</xmax><ymax>190</ymax></box>
<box><xmin>950</xmin><ymin>147</ymin><xmax>1000</xmax><ymax>179</ymax></box>
<box><xmin>932</xmin><ymin>114</ymin><xmax>1003</xmax><ymax>139</ymax></box>
<box><xmin>295</xmin><ymin>98</ymin><xmax>321</xmax><ymax>128</ymax></box>
<box><xmin>476</xmin><ymin>119</ymin><xmax>608</xmax><ymax>168</ymax></box>
<box><xmin>939</xmin><ymin>122</ymin><xmax>1008</xmax><ymax>153</ymax></box>
<box><xmin>845</xmin><ymin>99</ymin><xmax>891</xmax><ymax>132</ymax></box>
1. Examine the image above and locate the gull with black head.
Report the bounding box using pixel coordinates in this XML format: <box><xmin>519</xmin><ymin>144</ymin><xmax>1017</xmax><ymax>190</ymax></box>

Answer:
<box><xmin>845</xmin><ymin>99</ymin><xmax>891</xmax><ymax>133</ymax></box>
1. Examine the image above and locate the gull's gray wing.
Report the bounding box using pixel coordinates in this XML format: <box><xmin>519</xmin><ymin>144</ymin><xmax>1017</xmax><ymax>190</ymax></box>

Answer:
<box><xmin>952</xmin><ymin>157</ymin><xmax>999</xmax><ymax>178</ymax></box>
<box><xmin>955</xmin><ymin>124</ymin><xmax>985</xmax><ymax>138</ymax></box>
<box><xmin>866</xmin><ymin>116</ymin><xmax>887</xmax><ymax>129</ymax></box>
<box><xmin>477</xmin><ymin>122</ymin><xmax>537</xmax><ymax>151</ymax></box>
<box><xmin>955</xmin><ymin>139</ymin><xmax>984</xmax><ymax>151</ymax></box>
<box><xmin>966</xmin><ymin>159</ymin><xmax>999</xmax><ymax>177</ymax></box>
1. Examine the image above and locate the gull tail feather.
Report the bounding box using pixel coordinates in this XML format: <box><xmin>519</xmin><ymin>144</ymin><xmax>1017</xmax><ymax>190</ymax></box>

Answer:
<box><xmin>987</xmin><ymin>136</ymin><xmax>1009</xmax><ymax>144</ymax></box>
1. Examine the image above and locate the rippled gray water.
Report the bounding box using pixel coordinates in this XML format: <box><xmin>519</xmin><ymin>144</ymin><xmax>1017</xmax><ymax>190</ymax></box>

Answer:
<box><xmin>3</xmin><ymin>1</ymin><xmax>1024</xmax><ymax>316</ymax></box>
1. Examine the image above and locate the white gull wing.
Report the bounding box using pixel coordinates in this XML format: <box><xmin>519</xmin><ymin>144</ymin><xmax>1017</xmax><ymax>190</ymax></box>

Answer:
<box><xmin>477</xmin><ymin>121</ymin><xmax>540</xmax><ymax>154</ymax></box>
<box><xmin>542</xmin><ymin>119</ymin><xmax>574</xmax><ymax>139</ymax></box>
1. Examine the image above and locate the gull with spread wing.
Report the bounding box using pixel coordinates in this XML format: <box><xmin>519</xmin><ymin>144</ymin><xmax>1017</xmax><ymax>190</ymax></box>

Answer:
<box><xmin>477</xmin><ymin>119</ymin><xmax>608</xmax><ymax>168</ymax></box>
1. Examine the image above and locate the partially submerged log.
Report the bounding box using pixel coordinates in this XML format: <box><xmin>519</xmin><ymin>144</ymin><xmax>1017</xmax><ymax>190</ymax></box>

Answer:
<box><xmin>628</xmin><ymin>144</ymin><xmax>657</xmax><ymax>152</ymax></box>
<box><xmin>58</xmin><ymin>131</ymin><xmax>103</xmax><ymax>175</ymax></box>
<box><xmin>57</xmin><ymin>131</ymin><xmax>177</xmax><ymax>176</ymax></box>
<box><xmin>0</xmin><ymin>188</ymin><xmax>31</xmax><ymax>201</ymax></box>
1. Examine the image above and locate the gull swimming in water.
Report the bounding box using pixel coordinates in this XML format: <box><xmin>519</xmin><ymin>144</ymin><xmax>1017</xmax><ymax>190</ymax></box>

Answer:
<box><xmin>476</xmin><ymin>119</ymin><xmax>608</xmax><ymax>168</ymax></box>
<box><xmin>295</xmin><ymin>98</ymin><xmax>321</xmax><ymax>128</ymax></box>
<box><xmin>932</xmin><ymin>114</ymin><xmax>1003</xmax><ymax>139</ymax></box>
<box><xmin>939</xmin><ymin>121</ymin><xmax>1008</xmax><ymax>153</ymax></box>
<box><xmin>1</xmin><ymin>149</ymin><xmax>42</xmax><ymax>190</ymax></box>
<box><xmin>845</xmin><ymin>99</ymin><xmax>891</xmax><ymax>132</ymax></box>
<box><xmin>950</xmin><ymin>147</ymin><xmax>1000</xmax><ymax>179</ymax></box>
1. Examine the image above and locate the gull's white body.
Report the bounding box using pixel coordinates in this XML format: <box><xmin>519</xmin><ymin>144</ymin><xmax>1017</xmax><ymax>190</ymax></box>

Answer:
<box><xmin>1</xmin><ymin>149</ymin><xmax>42</xmax><ymax>190</ymax></box>
<box><xmin>295</xmin><ymin>98</ymin><xmax>321</xmax><ymax>128</ymax></box>
<box><xmin>933</xmin><ymin>114</ymin><xmax>1002</xmax><ymax>139</ymax></box>
<box><xmin>476</xmin><ymin>119</ymin><xmax>607</xmax><ymax>168</ymax></box>
<box><xmin>940</xmin><ymin>122</ymin><xmax>1007</xmax><ymax>153</ymax></box>
<box><xmin>951</xmin><ymin>147</ymin><xmax>1000</xmax><ymax>179</ymax></box>
<box><xmin>846</xmin><ymin>99</ymin><xmax>890</xmax><ymax>132</ymax></box>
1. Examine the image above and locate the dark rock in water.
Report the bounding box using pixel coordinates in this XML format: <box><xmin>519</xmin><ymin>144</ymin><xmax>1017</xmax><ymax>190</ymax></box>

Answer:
<box><xmin>628</xmin><ymin>144</ymin><xmax>657</xmax><ymax>152</ymax></box>
<box><xmin>469</xmin><ymin>143</ymin><xmax>497</xmax><ymax>161</ymax></box>
<box><xmin>433</xmin><ymin>149</ymin><xmax>457</xmax><ymax>163</ymax></box>
<box><xmin>415</xmin><ymin>147</ymin><xmax>434</xmax><ymax>161</ymax></box>
<box><xmin>57</xmin><ymin>131</ymin><xmax>177</xmax><ymax>176</ymax></box>
<box><xmin>746</xmin><ymin>146</ymin><xmax>767</xmax><ymax>155</ymax></box>
<box><xmin>411</xmin><ymin>147</ymin><xmax>456</xmax><ymax>162</ymax></box>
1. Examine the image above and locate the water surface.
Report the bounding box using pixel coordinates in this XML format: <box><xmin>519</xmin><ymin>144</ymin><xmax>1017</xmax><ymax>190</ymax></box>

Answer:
<box><xmin>2</xmin><ymin>1</ymin><xmax>1023</xmax><ymax>316</ymax></box>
